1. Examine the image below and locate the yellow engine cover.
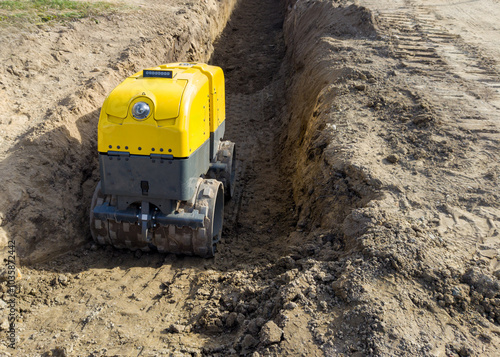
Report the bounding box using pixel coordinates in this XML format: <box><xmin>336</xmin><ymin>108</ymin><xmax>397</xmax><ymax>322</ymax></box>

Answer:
<box><xmin>97</xmin><ymin>63</ymin><xmax>226</xmax><ymax>158</ymax></box>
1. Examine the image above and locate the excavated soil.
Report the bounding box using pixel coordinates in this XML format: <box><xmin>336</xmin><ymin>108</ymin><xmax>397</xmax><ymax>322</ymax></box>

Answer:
<box><xmin>0</xmin><ymin>0</ymin><xmax>500</xmax><ymax>356</ymax></box>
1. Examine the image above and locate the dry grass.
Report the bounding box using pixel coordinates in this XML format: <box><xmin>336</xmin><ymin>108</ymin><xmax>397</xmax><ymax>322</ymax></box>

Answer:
<box><xmin>0</xmin><ymin>0</ymin><xmax>121</xmax><ymax>24</ymax></box>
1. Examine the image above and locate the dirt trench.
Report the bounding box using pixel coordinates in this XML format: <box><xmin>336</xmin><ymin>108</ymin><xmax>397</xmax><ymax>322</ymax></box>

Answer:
<box><xmin>6</xmin><ymin>0</ymin><xmax>313</xmax><ymax>355</ymax></box>
<box><xmin>209</xmin><ymin>0</ymin><xmax>297</xmax><ymax>266</ymax></box>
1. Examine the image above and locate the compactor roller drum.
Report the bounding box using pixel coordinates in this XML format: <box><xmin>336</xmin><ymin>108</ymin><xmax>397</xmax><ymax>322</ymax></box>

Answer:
<box><xmin>90</xmin><ymin>63</ymin><xmax>235</xmax><ymax>257</ymax></box>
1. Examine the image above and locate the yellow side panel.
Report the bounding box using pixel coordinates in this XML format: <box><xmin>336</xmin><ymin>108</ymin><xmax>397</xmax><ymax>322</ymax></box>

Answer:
<box><xmin>182</xmin><ymin>75</ymin><xmax>210</xmax><ymax>156</ymax></box>
<box><xmin>193</xmin><ymin>64</ymin><xmax>226</xmax><ymax>133</ymax></box>
<box><xmin>213</xmin><ymin>66</ymin><xmax>226</xmax><ymax>130</ymax></box>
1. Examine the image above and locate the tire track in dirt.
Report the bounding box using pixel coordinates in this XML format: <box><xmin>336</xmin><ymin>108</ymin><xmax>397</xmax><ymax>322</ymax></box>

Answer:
<box><xmin>375</xmin><ymin>0</ymin><xmax>500</xmax><ymax>113</ymax></box>
<box><xmin>367</xmin><ymin>0</ymin><xmax>500</xmax><ymax>257</ymax></box>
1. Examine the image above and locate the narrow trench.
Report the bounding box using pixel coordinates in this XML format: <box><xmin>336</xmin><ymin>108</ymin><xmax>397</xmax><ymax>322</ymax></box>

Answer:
<box><xmin>209</xmin><ymin>0</ymin><xmax>296</xmax><ymax>266</ymax></box>
<box><xmin>15</xmin><ymin>1</ymin><xmax>314</xmax><ymax>355</ymax></box>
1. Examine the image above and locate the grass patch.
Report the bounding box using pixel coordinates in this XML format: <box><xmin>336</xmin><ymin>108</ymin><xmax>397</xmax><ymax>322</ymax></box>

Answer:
<box><xmin>0</xmin><ymin>0</ymin><xmax>120</xmax><ymax>24</ymax></box>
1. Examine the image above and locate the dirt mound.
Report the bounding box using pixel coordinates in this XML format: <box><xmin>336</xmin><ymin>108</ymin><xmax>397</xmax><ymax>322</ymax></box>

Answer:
<box><xmin>287</xmin><ymin>1</ymin><xmax>377</xmax><ymax>40</ymax></box>
<box><xmin>280</xmin><ymin>0</ymin><xmax>500</xmax><ymax>355</ymax></box>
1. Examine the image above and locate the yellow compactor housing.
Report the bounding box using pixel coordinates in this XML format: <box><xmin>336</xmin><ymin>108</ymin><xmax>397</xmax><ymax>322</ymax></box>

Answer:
<box><xmin>98</xmin><ymin>63</ymin><xmax>225</xmax><ymax>158</ymax></box>
<box><xmin>90</xmin><ymin>63</ymin><xmax>236</xmax><ymax>258</ymax></box>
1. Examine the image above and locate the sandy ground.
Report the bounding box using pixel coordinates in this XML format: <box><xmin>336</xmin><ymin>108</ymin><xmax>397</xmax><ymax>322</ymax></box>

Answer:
<box><xmin>0</xmin><ymin>0</ymin><xmax>499</xmax><ymax>356</ymax></box>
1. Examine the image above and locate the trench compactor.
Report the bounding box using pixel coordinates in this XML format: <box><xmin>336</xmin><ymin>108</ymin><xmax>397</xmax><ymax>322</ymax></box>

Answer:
<box><xmin>90</xmin><ymin>63</ymin><xmax>235</xmax><ymax>257</ymax></box>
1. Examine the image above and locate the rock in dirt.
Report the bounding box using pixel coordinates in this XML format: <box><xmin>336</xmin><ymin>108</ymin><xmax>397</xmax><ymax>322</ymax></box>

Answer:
<box><xmin>41</xmin><ymin>346</ymin><xmax>67</xmax><ymax>357</ymax></box>
<box><xmin>247</xmin><ymin>317</ymin><xmax>265</xmax><ymax>334</ymax></box>
<box><xmin>386</xmin><ymin>154</ymin><xmax>400</xmax><ymax>164</ymax></box>
<box><xmin>463</xmin><ymin>268</ymin><xmax>500</xmax><ymax>298</ymax></box>
<box><xmin>259</xmin><ymin>320</ymin><xmax>283</xmax><ymax>345</ymax></box>
<box><xmin>167</xmin><ymin>324</ymin><xmax>186</xmax><ymax>333</ymax></box>
<box><xmin>58</xmin><ymin>274</ymin><xmax>69</xmax><ymax>286</ymax></box>
<box><xmin>226</xmin><ymin>311</ymin><xmax>239</xmax><ymax>327</ymax></box>
<box><xmin>412</xmin><ymin>113</ymin><xmax>433</xmax><ymax>126</ymax></box>
<box><xmin>241</xmin><ymin>334</ymin><xmax>258</xmax><ymax>350</ymax></box>
<box><xmin>0</xmin><ymin>268</ymin><xmax>22</xmax><ymax>282</ymax></box>
<box><xmin>0</xmin><ymin>319</ymin><xmax>9</xmax><ymax>331</ymax></box>
<box><xmin>283</xmin><ymin>301</ymin><xmax>298</xmax><ymax>310</ymax></box>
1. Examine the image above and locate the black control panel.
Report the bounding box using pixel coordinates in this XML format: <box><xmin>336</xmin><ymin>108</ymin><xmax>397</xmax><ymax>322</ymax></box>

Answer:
<box><xmin>143</xmin><ymin>70</ymin><xmax>173</xmax><ymax>78</ymax></box>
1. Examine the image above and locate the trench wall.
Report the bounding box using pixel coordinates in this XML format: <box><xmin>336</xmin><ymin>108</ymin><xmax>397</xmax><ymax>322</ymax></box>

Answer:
<box><xmin>280</xmin><ymin>0</ymin><xmax>380</xmax><ymax>239</ymax></box>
